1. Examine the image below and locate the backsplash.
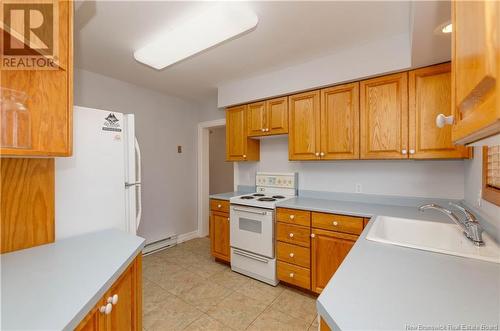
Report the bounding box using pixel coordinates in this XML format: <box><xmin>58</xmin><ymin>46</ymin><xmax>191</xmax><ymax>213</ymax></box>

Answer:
<box><xmin>236</xmin><ymin>136</ymin><xmax>465</xmax><ymax>199</ymax></box>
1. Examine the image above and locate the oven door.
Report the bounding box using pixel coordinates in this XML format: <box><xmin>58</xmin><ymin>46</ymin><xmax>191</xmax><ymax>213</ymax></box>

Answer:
<box><xmin>230</xmin><ymin>205</ymin><xmax>274</xmax><ymax>258</ymax></box>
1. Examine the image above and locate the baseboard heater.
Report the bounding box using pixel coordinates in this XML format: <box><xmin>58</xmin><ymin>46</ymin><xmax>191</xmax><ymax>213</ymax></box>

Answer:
<box><xmin>142</xmin><ymin>234</ymin><xmax>178</xmax><ymax>256</ymax></box>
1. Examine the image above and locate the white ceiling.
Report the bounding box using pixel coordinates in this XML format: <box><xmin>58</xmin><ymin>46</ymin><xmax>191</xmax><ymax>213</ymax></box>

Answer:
<box><xmin>75</xmin><ymin>1</ymin><xmax>412</xmax><ymax>103</ymax></box>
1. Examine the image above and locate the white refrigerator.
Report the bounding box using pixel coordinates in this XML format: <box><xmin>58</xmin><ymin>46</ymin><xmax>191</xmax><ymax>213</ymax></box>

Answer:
<box><xmin>55</xmin><ymin>106</ymin><xmax>142</xmax><ymax>239</ymax></box>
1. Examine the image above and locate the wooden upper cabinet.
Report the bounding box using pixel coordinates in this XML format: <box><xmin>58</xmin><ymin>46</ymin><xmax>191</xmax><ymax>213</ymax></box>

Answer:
<box><xmin>226</xmin><ymin>105</ymin><xmax>259</xmax><ymax>161</ymax></box>
<box><xmin>247</xmin><ymin>97</ymin><xmax>288</xmax><ymax>136</ymax></box>
<box><xmin>288</xmin><ymin>91</ymin><xmax>321</xmax><ymax>160</ymax></box>
<box><xmin>311</xmin><ymin>228</ymin><xmax>357</xmax><ymax>294</ymax></box>
<box><xmin>0</xmin><ymin>0</ymin><xmax>73</xmax><ymax>157</ymax></box>
<box><xmin>409</xmin><ymin>63</ymin><xmax>470</xmax><ymax>159</ymax></box>
<box><xmin>247</xmin><ymin>102</ymin><xmax>267</xmax><ymax>137</ymax></box>
<box><xmin>360</xmin><ymin>72</ymin><xmax>408</xmax><ymax>159</ymax></box>
<box><xmin>266</xmin><ymin>97</ymin><xmax>288</xmax><ymax>135</ymax></box>
<box><xmin>320</xmin><ymin>83</ymin><xmax>360</xmax><ymax>160</ymax></box>
<box><xmin>451</xmin><ymin>0</ymin><xmax>500</xmax><ymax>144</ymax></box>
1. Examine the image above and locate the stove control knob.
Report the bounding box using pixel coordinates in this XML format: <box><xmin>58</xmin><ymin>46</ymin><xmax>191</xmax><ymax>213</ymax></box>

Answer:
<box><xmin>289</xmin><ymin>273</ymin><xmax>294</xmax><ymax>278</ymax></box>
<box><xmin>289</xmin><ymin>253</ymin><xmax>294</xmax><ymax>258</ymax></box>
<box><xmin>333</xmin><ymin>221</ymin><xmax>338</xmax><ymax>226</ymax></box>
<box><xmin>289</xmin><ymin>233</ymin><xmax>294</xmax><ymax>238</ymax></box>
<box><xmin>289</xmin><ymin>215</ymin><xmax>295</xmax><ymax>220</ymax></box>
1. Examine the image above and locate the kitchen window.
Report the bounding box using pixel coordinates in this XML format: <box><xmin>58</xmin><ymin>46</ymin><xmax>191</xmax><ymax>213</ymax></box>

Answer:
<box><xmin>483</xmin><ymin>145</ymin><xmax>500</xmax><ymax>206</ymax></box>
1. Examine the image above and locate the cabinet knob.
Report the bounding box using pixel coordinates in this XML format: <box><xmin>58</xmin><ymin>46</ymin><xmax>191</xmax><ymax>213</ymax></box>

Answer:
<box><xmin>315</xmin><ymin>152</ymin><xmax>320</xmax><ymax>156</ymax></box>
<box><xmin>217</xmin><ymin>204</ymin><xmax>222</xmax><ymax>208</ymax></box>
<box><xmin>289</xmin><ymin>252</ymin><xmax>294</xmax><ymax>258</ymax></box>
<box><xmin>107</xmin><ymin>294</ymin><xmax>119</xmax><ymax>305</ymax></box>
<box><xmin>409</xmin><ymin>149</ymin><xmax>415</xmax><ymax>155</ymax></box>
<box><xmin>402</xmin><ymin>149</ymin><xmax>407</xmax><ymax>155</ymax></box>
<box><xmin>289</xmin><ymin>233</ymin><xmax>294</xmax><ymax>238</ymax></box>
<box><xmin>261</xmin><ymin>128</ymin><xmax>265</xmax><ymax>132</ymax></box>
<box><xmin>332</xmin><ymin>221</ymin><xmax>338</xmax><ymax>226</ymax></box>
<box><xmin>100</xmin><ymin>303</ymin><xmax>113</xmax><ymax>315</ymax></box>
<box><xmin>311</xmin><ymin>233</ymin><xmax>315</xmax><ymax>238</ymax></box>
<box><xmin>227</xmin><ymin>217</ymin><xmax>230</xmax><ymax>221</ymax></box>
<box><xmin>289</xmin><ymin>272</ymin><xmax>295</xmax><ymax>278</ymax></box>
<box><xmin>266</xmin><ymin>128</ymin><xmax>269</xmax><ymax>132</ymax></box>
<box><xmin>320</xmin><ymin>152</ymin><xmax>325</xmax><ymax>156</ymax></box>
<box><xmin>243</xmin><ymin>154</ymin><xmax>247</xmax><ymax>158</ymax></box>
<box><xmin>289</xmin><ymin>215</ymin><xmax>295</xmax><ymax>220</ymax></box>
<box><xmin>436</xmin><ymin>114</ymin><xmax>454</xmax><ymax>128</ymax></box>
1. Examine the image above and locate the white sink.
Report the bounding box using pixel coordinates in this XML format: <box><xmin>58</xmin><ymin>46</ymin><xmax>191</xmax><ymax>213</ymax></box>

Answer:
<box><xmin>366</xmin><ymin>216</ymin><xmax>500</xmax><ymax>264</ymax></box>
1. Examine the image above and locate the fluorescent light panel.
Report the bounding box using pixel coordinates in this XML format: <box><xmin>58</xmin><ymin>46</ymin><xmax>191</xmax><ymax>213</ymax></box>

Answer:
<box><xmin>134</xmin><ymin>5</ymin><xmax>258</xmax><ymax>70</ymax></box>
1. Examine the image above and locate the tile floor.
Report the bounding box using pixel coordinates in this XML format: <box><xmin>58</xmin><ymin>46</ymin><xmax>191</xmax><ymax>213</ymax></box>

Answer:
<box><xmin>142</xmin><ymin>237</ymin><xmax>319</xmax><ymax>331</ymax></box>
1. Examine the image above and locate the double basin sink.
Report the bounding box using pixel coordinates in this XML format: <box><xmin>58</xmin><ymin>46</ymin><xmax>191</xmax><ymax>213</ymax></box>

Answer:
<box><xmin>366</xmin><ymin>216</ymin><xmax>500</xmax><ymax>264</ymax></box>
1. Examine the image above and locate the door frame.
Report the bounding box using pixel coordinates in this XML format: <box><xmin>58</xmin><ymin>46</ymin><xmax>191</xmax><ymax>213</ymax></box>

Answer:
<box><xmin>197</xmin><ymin>118</ymin><xmax>230</xmax><ymax>237</ymax></box>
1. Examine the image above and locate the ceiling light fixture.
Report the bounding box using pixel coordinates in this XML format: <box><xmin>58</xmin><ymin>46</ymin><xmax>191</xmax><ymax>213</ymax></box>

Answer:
<box><xmin>134</xmin><ymin>5</ymin><xmax>258</xmax><ymax>70</ymax></box>
<box><xmin>441</xmin><ymin>23</ymin><xmax>452</xmax><ymax>34</ymax></box>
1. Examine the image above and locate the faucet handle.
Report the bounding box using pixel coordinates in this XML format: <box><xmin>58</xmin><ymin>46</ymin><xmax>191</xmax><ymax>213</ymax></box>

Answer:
<box><xmin>448</xmin><ymin>202</ymin><xmax>477</xmax><ymax>222</ymax></box>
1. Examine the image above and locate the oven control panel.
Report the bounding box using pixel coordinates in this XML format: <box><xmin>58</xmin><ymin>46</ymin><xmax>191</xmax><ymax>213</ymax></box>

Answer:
<box><xmin>256</xmin><ymin>172</ymin><xmax>297</xmax><ymax>189</ymax></box>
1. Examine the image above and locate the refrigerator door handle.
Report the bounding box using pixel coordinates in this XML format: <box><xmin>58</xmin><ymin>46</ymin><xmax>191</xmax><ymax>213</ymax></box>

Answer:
<box><xmin>135</xmin><ymin>137</ymin><xmax>142</xmax><ymax>230</ymax></box>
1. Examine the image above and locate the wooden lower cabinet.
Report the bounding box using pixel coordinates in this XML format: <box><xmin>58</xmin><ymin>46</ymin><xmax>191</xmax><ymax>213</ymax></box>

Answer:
<box><xmin>320</xmin><ymin>317</ymin><xmax>332</xmax><ymax>331</ymax></box>
<box><xmin>210</xmin><ymin>211</ymin><xmax>230</xmax><ymax>262</ymax></box>
<box><xmin>75</xmin><ymin>254</ymin><xmax>142</xmax><ymax>331</ymax></box>
<box><xmin>311</xmin><ymin>229</ymin><xmax>357</xmax><ymax>294</ymax></box>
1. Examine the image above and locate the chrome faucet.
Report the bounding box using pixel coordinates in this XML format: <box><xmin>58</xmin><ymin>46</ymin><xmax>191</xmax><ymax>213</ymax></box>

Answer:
<box><xmin>418</xmin><ymin>202</ymin><xmax>484</xmax><ymax>246</ymax></box>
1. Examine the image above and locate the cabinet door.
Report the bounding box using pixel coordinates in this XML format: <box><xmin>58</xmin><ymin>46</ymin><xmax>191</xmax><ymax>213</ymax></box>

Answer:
<box><xmin>266</xmin><ymin>97</ymin><xmax>288</xmax><ymax>135</ymax></box>
<box><xmin>247</xmin><ymin>102</ymin><xmax>267</xmax><ymax>137</ymax></box>
<box><xmin>210</xmin><ymin>211</ymin><xmax>230</xmax><ymax>262</ymax></box>
<box><xmin>360</xmin><ymin>73</ymin><xmax>408</xmax><ymax>159</ymax></box>
<box><xmin>75</xmin><ymin>305</ymin><xmax>104</xmax><ymax>331</ymax></box>
<box><xmin>0</xmin><ymin>0</ymin><xmax>73</xmax><ymax>156</ymax></box>
<box><xmin>451</xmin><ymin>0</ymin><xmax>500</xmax><ymax>144</ymax></box>
<box><xmin>409</xmin><ymin>63</ymin><xmax>470</xmax><ymax>159</ymax></box>
<box><xmin>311</xmin><ymin>229</ymin><xmax>357</xmax><ymax>294</ymax></box>
<box><xmin>226</xmin><ymin>106</ymin><xmax>247</xmax><ymax>160</ymax></box>
<box><xmin>288</xmin><ymin>91</ymin><xmax>321</xmax><ymax>160</ymax></box>
<box><xmin>320</xmin><ymin>83</ymin><xmax>359</xmax><ymax>160</ymax></box>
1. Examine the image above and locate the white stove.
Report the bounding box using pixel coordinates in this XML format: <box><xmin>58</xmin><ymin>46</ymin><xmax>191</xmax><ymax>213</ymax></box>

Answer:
<box><xmin>229</xmin><ymin>172</ymin><xmax>297</xmax><ymax>286</ymax></box>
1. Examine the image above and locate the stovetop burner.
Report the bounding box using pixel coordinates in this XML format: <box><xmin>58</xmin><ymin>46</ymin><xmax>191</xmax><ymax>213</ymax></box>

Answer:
<box><xmin>240</xmin><ymin>196</ymin><xmax>254</xmax><ymax>200</ymax></box>
<box><xmin>272</xmin><ymin>195</ymin><xmax>285</xmax><ymax>199</ymax></box>
<box><xmin>253</xmin><ymin>193</ymin><xmax>265</xmax><ymax>197</ymax></box>
<box><xmin>258</xmin><ymin>197</ymin><xmax>276</xmax><ymax>202</ymax></box>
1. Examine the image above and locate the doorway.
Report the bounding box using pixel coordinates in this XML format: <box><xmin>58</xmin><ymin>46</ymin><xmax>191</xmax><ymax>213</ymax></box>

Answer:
<box><xmin>197</xmin><ymin>118</ymin><xmax>233</xmax><ymax>237</ymax></box>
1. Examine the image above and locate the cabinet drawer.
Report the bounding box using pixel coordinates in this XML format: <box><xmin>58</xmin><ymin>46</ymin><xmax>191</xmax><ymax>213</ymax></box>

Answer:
<box><xmin>210</xmin><ymin>199</ymin><xmax>230</xmax><ymax>213</ymax></box>
<box><xmin>277</xmin><ymin>241</ymin><xmax>310</xmax><ymax>268</ymax></box>
<box><xmin>276</xmin><ymin>208</ymin><xmax>311</xmax><ymax>226</ymax></box>
<box><xmin>277</xmin><ymin>261</ymin><xmax>310</xmax><ymax>289</ymax></box>
<box><xmin>277</xmin><ymin>223</ymin><xmax>311</xmax><ymax>247</ymax></box>
<box><xmin>312</xmin><ymin>212</ymin><xmax>363</xmax><ymax>235</ymax></box>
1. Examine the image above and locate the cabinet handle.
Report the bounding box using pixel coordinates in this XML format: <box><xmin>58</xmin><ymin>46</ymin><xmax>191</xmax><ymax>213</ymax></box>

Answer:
<box><xmin>320</xmin><ymin>152</ymin><xmax>325</xmax><ymax>157</ymax></box>
<box><xmin>107</xmin><ymin>294</ymin><xmax>119</xmax><ymax>305</ymax></box>
<box><xmin>311</xmin><ymin>233</ymin><xmax>315</xmax><ymax>238</ymax></box>
<box><xmin>402</xmin><ymin>149</ymin><xmax>407</xmax><ymax>155</ymax></box>
<box><xmin>315</xmin><ymin>152</ymin><xmax>320</xmax><ymax>156</ymax></box>
<box><xmin>100</xmin><ymin>303</ymin><xmax>113</xmax><ymax>315</ymax></box>
<box><xmin>289</xmin><ymin>252</ymin><xmax>294</xmax><ymax>258</ymax></box>
<box><xmin>289</xmin><ymin>272</ymin><xmax>295</xmax><ymax>278</ymax></box>
<box><xmin>289</xmin><ymin>233</ymin><xmax>294</xmax><ymax>238</ymax></box>
<box><xmin>409</xmin><ymin>149</ymin><xmax>415</xmax><ymax>155</ymax></box>
<box><xmin>217</xmin><ymin>204</ymin><xmax>222</xmax><ymax>208</ymax></box>
<box><xmin>436</xmin><ymin>114</ymin><xmax>454</xmax><ymax>128</ymax></box>
<box><xmin>332</xmin><ymin>221</ymin><xmax>338</xmax><ymax>226</ymax></box>
<box><xmin>289</xmin><ymin>215</ymin><xmax>295</xmax><ymax>220</ymax></box>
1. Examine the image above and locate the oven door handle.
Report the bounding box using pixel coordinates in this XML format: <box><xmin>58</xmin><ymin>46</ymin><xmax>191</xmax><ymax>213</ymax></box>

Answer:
<box><xmin>232</xmin><ymin>208</ymin><xmax>268</xmax><ymax>215</ymax></box>
<box><xmin>233</xmin><ymin>250</ymin><xmax>269</xmax><ymax>263</ymax></box>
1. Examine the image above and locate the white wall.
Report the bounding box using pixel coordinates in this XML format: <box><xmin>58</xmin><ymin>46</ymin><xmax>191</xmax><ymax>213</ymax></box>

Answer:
<box><xmin>464</xmin><ymin>146</ymin><xmax>500</xmax><ymax>237</ymax></box>
<box><xmin>74</xmin><ymin>69</ymin><xmax>200</xmax><ymax>244</ymax></box>
<box><xmin>217</xmin><ymin>34</ymin><xmax>411</xmax><ymax>107</ymax></box>
<box><xmin>237</xmin><ymin>136</ymin><xmax>465</xmax><ymax>199</ymax></box>
<box><xmin>209</xmin><ymin>127</ymin><xmax>234</xmax><ymax>194</ymax></box>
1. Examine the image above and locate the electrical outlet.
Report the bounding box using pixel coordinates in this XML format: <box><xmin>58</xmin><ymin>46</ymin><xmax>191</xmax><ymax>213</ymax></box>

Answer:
<box><xmin>355</xmin><ymin>183</ymin><xmax>362</xmax><ymax>193</ymax></box>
